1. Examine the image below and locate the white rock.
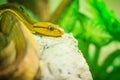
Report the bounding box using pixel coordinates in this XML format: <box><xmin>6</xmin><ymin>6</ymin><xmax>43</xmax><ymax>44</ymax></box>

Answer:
<box><xmin>34</xmin><ymin>33</ymin><xmax>93</xmax><ymax>80</ymax></box>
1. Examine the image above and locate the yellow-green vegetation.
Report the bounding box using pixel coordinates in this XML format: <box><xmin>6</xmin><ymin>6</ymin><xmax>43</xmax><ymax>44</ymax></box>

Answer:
<box><xmin>58</xmin><ymin>0</ymin><xmax>120</xmax><ymax>80</ymax></box>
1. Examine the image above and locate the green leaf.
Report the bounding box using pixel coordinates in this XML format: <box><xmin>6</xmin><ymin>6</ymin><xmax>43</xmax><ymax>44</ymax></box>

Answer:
<box><xmin>86</xmin><ymin>21</ymin><xmax>112</xmax><ymax>46</ymax></box>
<box><xmin>101</xmin><ymin>50</ymin><xmax>120</xmax><ymax>71</ymax></box>
<box><xmin>94</xmin><ymin>0</ymin><xmax>114</xmax><ymax>22</ymax></box>
<box><xmin>105</xmin><ymin>67</ymin><xmax>120</xmax><ymax>80</ymax></box>
<box><xmin>94</xmin><ymin>0</ymin><xmax>120</xmax><ymax>41</ymax></box>
<box><xmin>77</xmin><ymin>14</ymin><xmax>112</xmax><ymax>46</ymax></box>
<box><xmin>108</xmin><ymin>19</ymin><xmax>120</xmax><ymax>41</ymax></box>
<box><xmin>79</xmin><ymin>0</ymin><xmax>120</xmax><ymax>41</ymax></box>
<box><xmin>0</xmin><ymin>0</ymin><xmax>7</xmax><ymax>4</ymax></box>
<box><xmin>58</xmin><ymin>0</ymin><xmax>79</xmax><ymax>32</ymax></box>
<box><xmin>72</xmin><ymin>20</ymin><xmax>83</xmax><ymax>37</ymax></box>
<box><xmin>79</xmin><ymin>0</ymin><xmax>99</xmax><ymax>20</ymax></box>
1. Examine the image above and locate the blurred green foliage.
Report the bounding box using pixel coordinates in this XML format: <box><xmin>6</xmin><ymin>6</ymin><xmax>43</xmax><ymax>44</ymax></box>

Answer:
<box><xmin>0</xmin><ymin>0</ymin><xmax>7</xmax><ymax>4</ymax></box>
<box><xmin>58</xmin><ymin>0</ymin><xmax>120</xmax><ymax>80</ymax></box>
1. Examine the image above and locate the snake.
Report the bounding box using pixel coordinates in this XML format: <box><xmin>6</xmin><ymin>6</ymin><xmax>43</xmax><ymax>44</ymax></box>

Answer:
<box><xmin>0</xmin><ymin>3</ymin><xmax>64</xmax><ymax>37</ymax></box>
<box><xmin>0</xmin><ymin>3</ymin><xmax>64</xmax><ymax>80</ymax></box>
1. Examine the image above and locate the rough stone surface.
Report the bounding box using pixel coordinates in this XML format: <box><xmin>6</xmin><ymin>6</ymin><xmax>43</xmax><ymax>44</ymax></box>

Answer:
<box><xmin>34</xmin><ymin>33</ymin><xmax>93</xmax><ymax>80</ymax></box>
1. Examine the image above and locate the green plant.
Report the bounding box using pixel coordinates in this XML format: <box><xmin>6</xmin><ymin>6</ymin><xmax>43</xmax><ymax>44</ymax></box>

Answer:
<box><xmin>58</xmin><ymin>0</ymin><xmax>120</xmax><ymax>80</ymax></box>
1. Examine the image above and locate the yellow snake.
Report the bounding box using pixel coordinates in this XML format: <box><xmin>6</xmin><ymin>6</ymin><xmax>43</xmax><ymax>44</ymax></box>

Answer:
<box><xmin>0</xmin><ymin>3</ymin><xmax>64</xmax><ymax>80</ymax></box>
<box><xmin>0</xmin><ymin>3</ymin><xmax>64</xmax><ymax>37</ymax></box>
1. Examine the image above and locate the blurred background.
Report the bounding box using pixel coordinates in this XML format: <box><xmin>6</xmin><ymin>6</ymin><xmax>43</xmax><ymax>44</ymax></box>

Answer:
<box><xmin>0</xmin><ymin>0</ymin><xmax>120</xmax><ymax>80</ymax></box>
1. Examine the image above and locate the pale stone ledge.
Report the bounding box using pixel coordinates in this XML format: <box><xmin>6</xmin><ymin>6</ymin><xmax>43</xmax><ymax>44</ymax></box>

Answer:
<box><xmin>34</xmin><ymin>33</ymin><xmax>93</xmax><ymax>80</ymax></box>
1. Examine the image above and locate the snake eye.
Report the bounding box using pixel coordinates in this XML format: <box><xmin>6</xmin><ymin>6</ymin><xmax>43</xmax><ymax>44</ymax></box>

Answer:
<box><xmin>48</xmin><ymin>26</ymin><xmax>54</xmax><ymax>31</ymax></box>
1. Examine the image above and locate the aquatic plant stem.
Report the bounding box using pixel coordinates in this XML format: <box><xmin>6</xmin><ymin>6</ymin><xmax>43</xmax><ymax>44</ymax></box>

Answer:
<box><xmin>48</xmin><ymin>0</ymin><xmax>72</xmax><ymax>23</ymax></box>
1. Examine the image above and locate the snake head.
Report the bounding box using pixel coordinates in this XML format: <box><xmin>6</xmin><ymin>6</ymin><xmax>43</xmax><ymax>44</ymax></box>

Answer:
<box><xmin>33</xmin><ymin>22</ymin><xmax>64</xmax><ymax>37</ymax></box>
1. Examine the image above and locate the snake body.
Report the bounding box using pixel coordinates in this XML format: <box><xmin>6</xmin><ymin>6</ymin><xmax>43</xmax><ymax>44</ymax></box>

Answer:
<box><xmin>0</xmin><ymin>3</ymin><xmax>64</xmax><ymax>80</ymax></box>
<box><xmin>0</xmin><ymin>3</ymin><xmax>64</xmax><ymax>37</ymax></box>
